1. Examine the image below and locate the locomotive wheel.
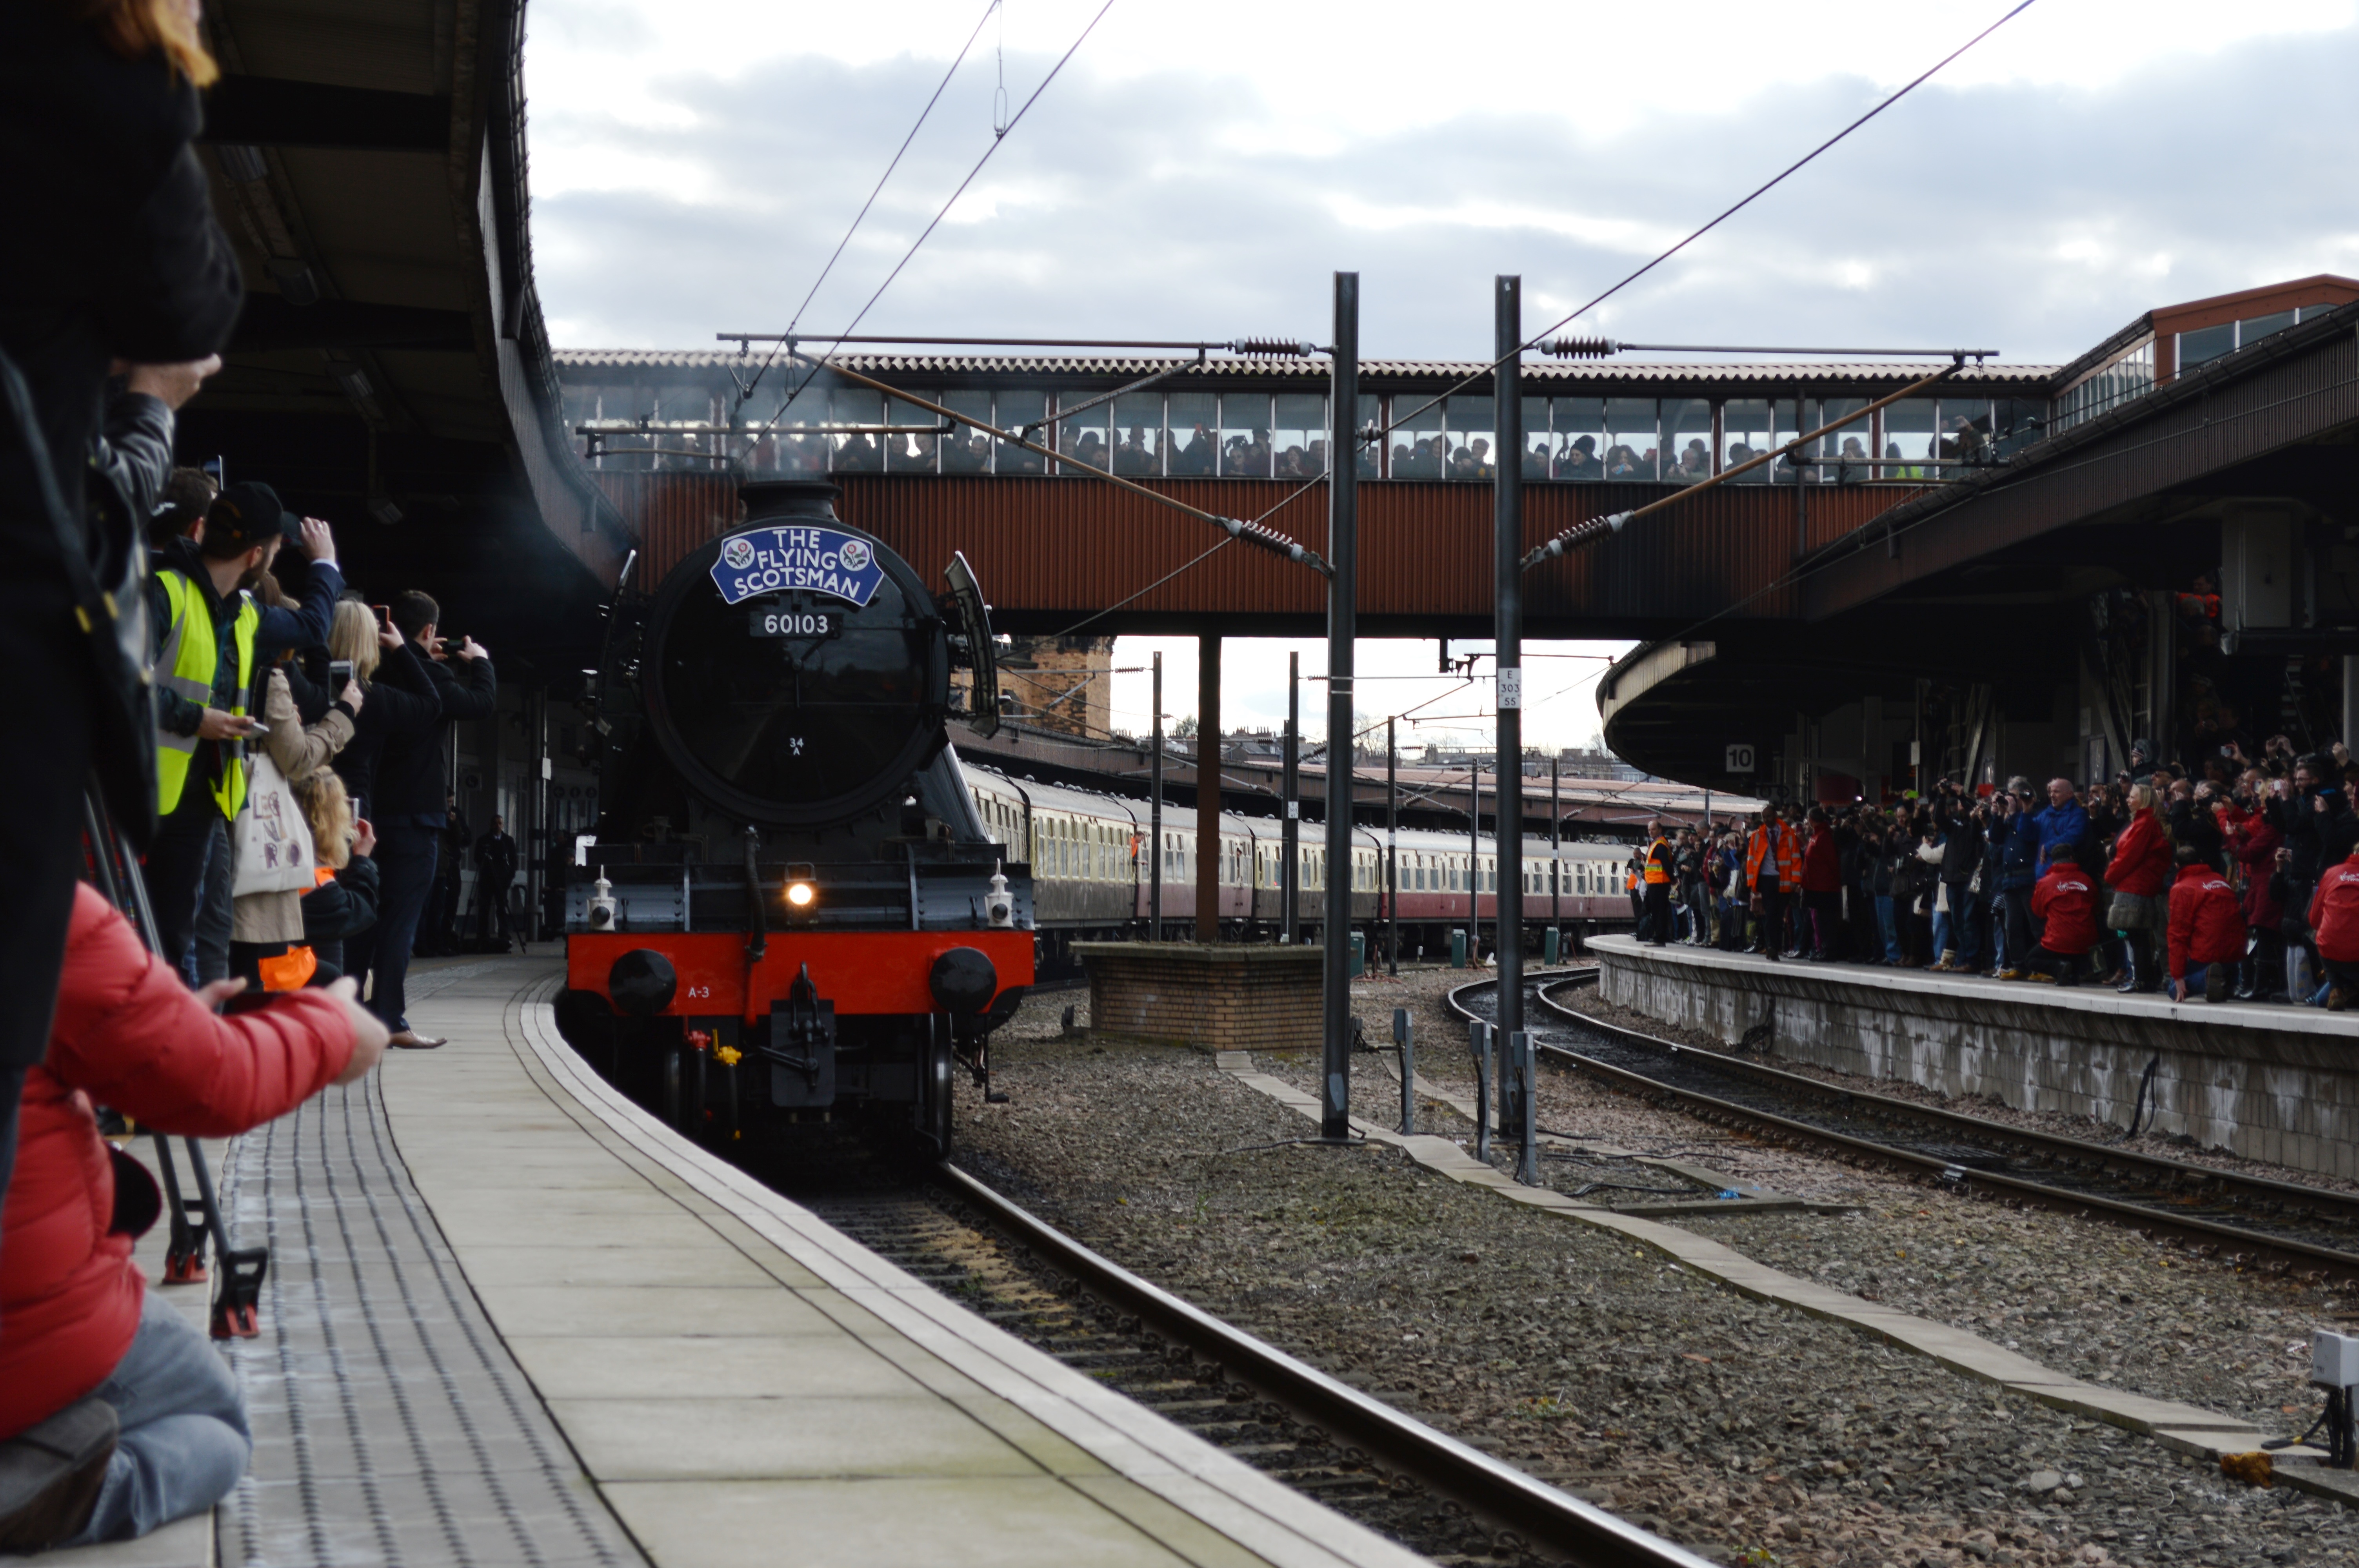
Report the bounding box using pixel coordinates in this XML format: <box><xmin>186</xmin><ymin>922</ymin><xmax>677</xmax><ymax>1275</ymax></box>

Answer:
<box><xmin>916</xmin><ymin>1012</ymin><xmax>954</xmax><ymax>1163</ymax></box>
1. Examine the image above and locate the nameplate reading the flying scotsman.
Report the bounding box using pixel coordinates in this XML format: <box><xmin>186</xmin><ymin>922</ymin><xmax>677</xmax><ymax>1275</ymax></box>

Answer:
<box><xmin>711</xmin><ymin>526</ymin><xmax>886</xmax><ymax>608</ymax></box>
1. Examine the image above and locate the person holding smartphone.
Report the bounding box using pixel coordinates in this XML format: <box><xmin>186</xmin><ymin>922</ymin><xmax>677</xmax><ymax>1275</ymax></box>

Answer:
<box><xmin>325</xmin><ymin>601</ymin><xmax>441</xmax><ymax>1038</ymax></box>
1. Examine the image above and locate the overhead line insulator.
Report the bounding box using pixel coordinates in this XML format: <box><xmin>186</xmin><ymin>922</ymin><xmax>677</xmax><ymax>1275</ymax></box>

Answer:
<box><xmin>1229</xmin><ymin>338</ymin><xmax>1317</xmax><ymax>357</ymax></box>
<box><xmin>1542</xmin><ymin>336</ymin><xmax>1620</xmax><ymax>359</ymax></box>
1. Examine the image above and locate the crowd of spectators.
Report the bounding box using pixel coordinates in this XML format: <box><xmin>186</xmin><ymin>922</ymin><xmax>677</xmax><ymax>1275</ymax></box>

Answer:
<box><xmin>1632</xmin><ymin>740</ymin><xmax>2359</xmax><ymax>1007</ymax></box>
<box><xmin>0</xmin><ymin>0</ymin><xmax>510</xmax><ymax>1549</ymax></box>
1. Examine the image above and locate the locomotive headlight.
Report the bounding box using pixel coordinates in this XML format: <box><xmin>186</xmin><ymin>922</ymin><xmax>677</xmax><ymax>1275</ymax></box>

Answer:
<box><xmin>785</xmin><ymin>881</ymin><xmax>816</xmax><ymax>909</ymax></box>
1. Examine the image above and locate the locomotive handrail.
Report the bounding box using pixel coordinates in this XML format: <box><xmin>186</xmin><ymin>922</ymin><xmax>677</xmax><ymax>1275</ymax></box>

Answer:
<box><xmin>792</xmin><ymin>355</ymin><xmax>1334</xmax><ymax>578</ymax></box>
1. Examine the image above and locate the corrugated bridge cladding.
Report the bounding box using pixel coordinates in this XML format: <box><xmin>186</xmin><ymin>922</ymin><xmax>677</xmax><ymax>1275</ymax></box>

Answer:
<box><xmin>592</xmin><ymin>469</ymin><xmax>1909</xmax><ymax>638</ymax></box>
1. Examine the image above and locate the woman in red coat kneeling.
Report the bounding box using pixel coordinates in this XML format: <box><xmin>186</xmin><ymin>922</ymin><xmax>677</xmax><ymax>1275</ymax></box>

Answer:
<box><xmin>0</xmin><ymin>886</ymin><xmax>386</xmax><ymax>1549</ymax></box>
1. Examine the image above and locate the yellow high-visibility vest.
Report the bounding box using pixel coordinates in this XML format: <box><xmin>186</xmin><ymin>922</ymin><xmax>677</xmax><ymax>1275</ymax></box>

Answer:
<box><xmin>154</xmin><ymin>571</ymin><xmax>257</xmax><ymax>818</ymax></box>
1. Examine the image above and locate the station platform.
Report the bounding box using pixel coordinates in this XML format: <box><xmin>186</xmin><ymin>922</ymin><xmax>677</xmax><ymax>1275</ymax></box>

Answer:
<box><xmin>49</xmin><ymin>956</ymin><xmax>1419</xmax><ymax>1568</ymax></box>
<box><xmin>1592</xmin><ymin>934</ymin><xmax>2359</xmax><ymax>1182</ymax></box>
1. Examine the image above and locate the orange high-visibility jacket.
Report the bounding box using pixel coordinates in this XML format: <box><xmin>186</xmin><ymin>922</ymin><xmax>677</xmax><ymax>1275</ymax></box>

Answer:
<box><xmin>1744</xmin><ymin>822</ymin><xmax>1801</xmax><ymax>887</ymax></box>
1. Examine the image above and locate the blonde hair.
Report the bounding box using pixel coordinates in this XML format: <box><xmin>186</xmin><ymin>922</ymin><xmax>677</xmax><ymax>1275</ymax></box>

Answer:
<box><xmin>298</xmin><ymin>769</ymin><xmax>352</xmax><ymax>870</ymax></box>
<box><xmin>329</xmin><ymin>600</ymin><xmax>381</xmax><ymax>685</ymax></box>
<box><xmin>2128</xmin><ymin>782</ymin><xmax>2155</xmax><ymax>813</ymax></box>
<box><xmin>70</xmin><ymin>0</ymin><xmax>218</xmax><ymax>86</ymax></box>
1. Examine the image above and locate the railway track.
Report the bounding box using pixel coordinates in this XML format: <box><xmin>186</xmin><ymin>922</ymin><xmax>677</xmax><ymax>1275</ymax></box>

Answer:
<box><xmin>1447</xmin><ymin>972</ymin><xmax>2359</xmax><ymax>1282</ymax></box>
<box><xmin>754</xmin><ymin>1130</ymin><xmax>1709</xmax><ymax>1568</ymax></box>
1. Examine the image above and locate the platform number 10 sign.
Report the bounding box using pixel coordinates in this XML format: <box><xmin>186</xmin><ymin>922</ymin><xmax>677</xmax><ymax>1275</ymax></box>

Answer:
<box><xmin>1725</xmin><ymin>743</ymin><xmax>1756</xmax><ymax>775</ymax></box>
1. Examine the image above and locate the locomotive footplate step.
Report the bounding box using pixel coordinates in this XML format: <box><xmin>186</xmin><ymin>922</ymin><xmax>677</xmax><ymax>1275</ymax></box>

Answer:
<box><xmin>328</xmin><ymin>956</ymin><xmax>1430</xmax><ymax>1568</ymax></box>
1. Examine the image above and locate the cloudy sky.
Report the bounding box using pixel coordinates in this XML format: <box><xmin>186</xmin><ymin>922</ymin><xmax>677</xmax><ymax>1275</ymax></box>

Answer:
<box><xmin>525</xmin><ymin>0</ymin><xmax>2358</xmax><ymax>753</ymax></box>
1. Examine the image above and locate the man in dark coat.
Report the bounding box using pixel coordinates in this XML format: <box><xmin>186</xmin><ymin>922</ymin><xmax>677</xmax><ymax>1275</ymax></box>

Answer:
<box><xmin>368</xmin><ymin>592</ymin><xmax>495</xmax><ymax>1047</ymax></box>
<box><xmin>0</xmin><ymin>0</ymin><xmax>243</xmax><ymax>1541</ymax></box>
<box><xmin>473</xmin><ymin>816</ymin><xmax>522</xmax><ymax>950</ymax></box>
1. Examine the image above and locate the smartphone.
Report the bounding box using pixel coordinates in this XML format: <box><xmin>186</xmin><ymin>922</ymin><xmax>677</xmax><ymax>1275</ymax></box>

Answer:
<box><xmin>373</xmin><ymin>604</ymin><xmax>391</xmax><ymax>626</ymax></box>
<box><xmin>329</xmin><ymin>659</ymin><xmax>353</xmax><ymax>685</ymax></box>
<box><xmin>351</xmin><ymin>793</ymin><xmax>366</xmax><ymax>822</ymax></box>
<box><xmin>245</xmin><ymin>720</ymin><xmax>272</xmax><ymax>737</ymax></box>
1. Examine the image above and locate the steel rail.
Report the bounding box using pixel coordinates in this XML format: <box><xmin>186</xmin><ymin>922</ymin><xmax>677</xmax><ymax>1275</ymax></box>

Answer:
<box><xmin>933</xmin><ymin>1161</ymin><xmax>1717</xmax><ymax>1568</ymax></box>
<box><xmin>1443</xmin><ymin>975</ymin><xmax>2359</xmax><ymax>1281</ymax></box>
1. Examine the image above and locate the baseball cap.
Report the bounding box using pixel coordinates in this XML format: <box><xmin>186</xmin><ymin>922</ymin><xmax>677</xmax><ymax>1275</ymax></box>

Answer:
<box><xmin>205</xmin><ymin>482</ymin><xmax>302</xmax><ymax>553</ymax></box>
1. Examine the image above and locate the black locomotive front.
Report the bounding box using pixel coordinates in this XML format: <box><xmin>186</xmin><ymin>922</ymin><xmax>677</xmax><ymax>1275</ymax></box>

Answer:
<box><xmin>557</xmin><ymin>480</ymin><xmax>1033</xmax><ymax>1156</ymax></box>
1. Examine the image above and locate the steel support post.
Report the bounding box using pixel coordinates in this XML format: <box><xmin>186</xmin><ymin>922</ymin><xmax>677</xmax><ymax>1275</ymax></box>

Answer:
<box><xmin>1469</xmin><ymin>1019</ymin><xmax>1492</xmax><ymax>1165</ymax></box>
<box><xmin>1320</xmin><ymin>271</ymin><xmax>1359</xmax><ymax>1141</ymax></box>
<box><xmin>1494</xmin><ymin>275</ymin><xmax>1525</xmax><ymax>1136</ymax></box>
<box><xmin>1283</xmin><ymin>650</ymin><xmax>1300</xmax><ymax>943</ymax></box>
<box><xmin>1386</xmin><ymin>714</ymin><xmax>1399</xmax><ymax>976</ymax></box>
<box><xmin>1468</xmin><ymin>766</ymin><xmax>1480</xmax><ymax>962</ymax></box>
<box><xmin>1393</xmin><ymin>1007</ymin><xmax>1415</xmax><ymax>1136</ymax></box>
<box><xmin>1196</xmin><ymin>633</ymin><xmax>1221</xmax><ymax>942</ymax></box>
<box><xmin>1512</xmin><ymin>1031</ymin><xmax>1538</xmax><ymax>1185</ymax></box>
<box><xmin>1150</xmin><ymin>652</ymin><xmax>1163</xmax><ymax>938</ymax></box>
<box><xmin>1550</xmin><ymin>755</ymin><xmax>1561</xmax><ymax>935</ymax></box>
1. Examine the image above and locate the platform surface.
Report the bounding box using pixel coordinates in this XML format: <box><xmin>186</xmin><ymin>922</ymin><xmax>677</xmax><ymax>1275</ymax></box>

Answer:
<box><xmin>44</xmin><ymin>955</ymin><xmax>1423</xmax><ymax>1568</ymax></box>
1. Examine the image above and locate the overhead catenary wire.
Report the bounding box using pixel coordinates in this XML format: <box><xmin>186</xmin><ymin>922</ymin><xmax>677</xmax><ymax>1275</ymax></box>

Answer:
<box><xmin>740</xmin><ymin>0</ymin><xmax>1118</xmax><ymax>456</ymax></box>
<box><xmin>804</xmin><ymin>358</ymin><xmax>1331</xmax><ymax>575</ymax></box>
<box><xmin>1379</xmin><ymin>0</ymin><xmax>2038</xmax><ymax>450</ymax></box>
<box><xmin>737</xmin><ymin>0</ymin><xmax>1000</xmax><ymax>408</ymax></box>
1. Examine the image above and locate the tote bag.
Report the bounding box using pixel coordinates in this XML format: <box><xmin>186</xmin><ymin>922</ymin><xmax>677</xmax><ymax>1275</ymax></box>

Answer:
<box><xmin>232</xmin><ymin>754</ymin><xmax>317</xmax><ymax>896</ymax></box>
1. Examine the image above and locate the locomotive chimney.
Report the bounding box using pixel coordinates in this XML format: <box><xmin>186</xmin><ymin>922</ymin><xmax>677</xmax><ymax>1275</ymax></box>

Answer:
<box><xmin>738</xmin><ymin>479</ymin><xmax>844</xmax><ymax>524</ymax></box>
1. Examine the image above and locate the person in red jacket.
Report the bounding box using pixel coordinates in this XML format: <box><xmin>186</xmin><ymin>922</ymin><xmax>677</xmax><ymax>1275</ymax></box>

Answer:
<box><xmin>0</xmin><ymin>885</ymin><xmax>385</xmax><ymax>1550</ymax></box>
<box><xmin>2308</xmin><ymin>846</ymin><xmax>2359</xmax><ymax>1011</ymax></box>
<box><xmin>1798</xmin><ymin>808</ymin><xmax>1845</xmax><ymax>962</ymax></box>
<box><xmin>2228</xmin><ymin>813</ymin><xmax>2285</xmax><ymax>1000</ymax></box>
<box><xmin>2166</xmin><ymin>845</ymin><xmax>2244</xmax><ymax>1003</ymax></box>
<box><xmin>2102</xmin><ymin>788</ymin><xmax>2172</xmax><ymax>995</ymax></box>
<box><xmin>2023</xmin><ymin>844</ymin><xmax>2100</xmax><ymax>985</ymax></box>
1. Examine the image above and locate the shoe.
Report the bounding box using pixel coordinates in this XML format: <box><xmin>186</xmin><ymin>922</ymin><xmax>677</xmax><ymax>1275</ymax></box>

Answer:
<box><xmin>0</xmin><ymin>1397</ymin><xmax>117</xmax><ymax>1553</ymax></box>
<box><xmin>2206</xmin><ymin>969</ymin><xmax>2232</xmax><ymax>1004</ymax></box>
<box><xmin>2330</xmin><ymin>988</ymin><xmax>2349</xmax><ymax>1013</ymax></box>
<box><xmin>1997</xmin><ymin>968</ymin><xmax>2025</xmax><ymax>981</ymax></box>
<box><xmin>387</xmin><ymin>1032</ymin><xmax>448</xmax><ymax>1050</ymax></box>
<box><xmin>2023</xmin><ymin>971</ymin><xmax>2058</xmax><ymax>985</ymax></box>
<box><xmin>2101</xmin><ymin>969</ymin><xmax>2127</xmax><ymax>988</ymax></box>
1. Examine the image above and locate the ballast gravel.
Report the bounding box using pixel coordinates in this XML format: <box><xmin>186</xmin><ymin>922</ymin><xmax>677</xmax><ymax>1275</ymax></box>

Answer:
<box><xmin>954</xmin><ymin>973</ymin><xmax>2355</xmax><ymax>1568</ymax></box>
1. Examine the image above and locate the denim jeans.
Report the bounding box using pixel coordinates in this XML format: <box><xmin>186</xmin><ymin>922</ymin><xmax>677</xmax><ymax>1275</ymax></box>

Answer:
<box><xmin>193</xmin><ymin>815</ymin><xmax>232</xmax><ymax>985</ymax></box>
<box><xmin>64</xmin><ymin>1292</ymin><xmax>251</xmax><ymax>1545</ymax></box>
<box><xmin>1875</xmin><ymin>895</ymin><xmax>1899</xmax><ymax>962</ymax></box>
<box><xmin>1931</xmin><ymin>906</ymin><xmax>1957</xmax><ymax>964</ymax></box>
<box><xmin>365</xmin><ymin>825</ymin><xmax>440</xmax><ymax>1032</ymax></box>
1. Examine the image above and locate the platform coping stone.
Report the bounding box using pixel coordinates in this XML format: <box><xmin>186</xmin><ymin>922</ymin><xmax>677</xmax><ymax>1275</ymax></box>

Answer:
<box><xmin>1216</xmin><ymin>1053</ymin><xmax>2358</xmax><ymax>1509</ymax></box>
<box><xmin>342</xmin><ymin>959</ymin><xmax>1432</xmax><ymax>1568</ymax></box>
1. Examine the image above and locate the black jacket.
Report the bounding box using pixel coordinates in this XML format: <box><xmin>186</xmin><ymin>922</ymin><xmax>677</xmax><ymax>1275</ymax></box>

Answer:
<box><xmin>97</xmin><ymin>389</ymin><xmax>174</xmax><ymax>518</ymax></box>
<box><xmin>371</xmin><ymin>650</ymin><xmax>496</xmax><ymax>823</ymax></box>
<box><xmin>0</xmin><ymin>9</ymin><xmax>240</xmax><ymax>525</ymax></box>
<box><xmin>302</xmin><ymin>856</ymin><xmax>379</xmax><ymax>982</ymax></box>
<box><xmin>331</xmin><ymin>641</ymin><xmax>441</xmax><ymax>813</ymax></box>
<box><xmin>474</xmin><ymin>830</ymin><xmax>518</xmax><ymax>883</ymax></box>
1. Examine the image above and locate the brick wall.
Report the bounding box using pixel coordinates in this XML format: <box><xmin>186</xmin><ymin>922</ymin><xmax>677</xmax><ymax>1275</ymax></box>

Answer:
<box><xmin>1075</xmin><ymin>942</ymin><xmax>1322</xmax><ymax>1053</ymax></box>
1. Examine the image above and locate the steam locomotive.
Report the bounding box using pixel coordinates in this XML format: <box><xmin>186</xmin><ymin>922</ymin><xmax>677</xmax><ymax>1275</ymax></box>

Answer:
<box><xmin>552</xmin><ymin>480</ymin><xmax>1032</xmax><ymax>1157</ymax></box>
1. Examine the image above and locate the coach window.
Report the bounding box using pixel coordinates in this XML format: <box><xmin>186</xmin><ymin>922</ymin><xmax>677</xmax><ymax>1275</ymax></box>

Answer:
<box><xmin>1272</xmin><ymin>392</ymin><xmax>1325</xmax><ymax>478</ymax></box>
<box><xmin>1723</xmin><ymin>399</ymin><xmax>1772</xmax><ymax>480</ymax></box>
<box><xmin>1514</xmin><ymin>395</ymin><xmax>1550</xmax><ymax>481</ymax></box>
<box><xmin>1444</xmin><ymin>394</ymin><xmax>1494</xmax><ymax>481</ymax></box>
<box><xmin>997</xmin><ymin>390</ymin><xmax>1048</xmax><ymax>475</ymax></box>
<box><xmin>1220</xmin><ymin>392</ymin><xmax>1272</xmax><ymax>478</ymax></box>
<box><xmin>1390</xmin><ymin>393</ymin><xmax>1443</xmax><ymax>479</ymax></box>
<box><xmin>1549</xmin><ymin>397</ymin><xmax>1604</xmax><ymax>480</ymax></box>
<box><xmin>1661</xmin><ymin>398</ymin><xmax>1712</xmax><ymax>484</ymax></box>
<box><xmin>1601</xmin><ymin>398</ymin><xmax>1659</xmax><ymax>481</ymax></box>
<box><xmin>1167</xmin><ymin>391</ymin><xmax>1216</xmax><ymax>476</ymax></box>
<box><xmin>829</xmin><ymin>388</ymin><xmax>884</xmax><ymax>473</ymax></box>
<box><xmin>1112</xmin><ymin>392</ymin><xmax>1162</xmax><ymax>475</ymax></box>
<box><xmin>885</xmin><ymin>392</ymin><xmax>940</xmax><ymax>472</ymax></box>
<box><xmin>1937</xmin><ymin>397</ymin><xmax>1994</xmax><ymax>465</ymax></box>
<box><xmin>1883</xmin><ymin>398</ymin><xmax>1937</xmax><ymax>479</ymax></box>
<box><xmin>1054</xmin><ymin>392</ymin><xmax>1110</xmax><ymax>476</ymax></box>
<box><xmin>940</xmin><ymin>390</ymin><xmax>994</xmax><ymax>473</ymax></box>
<box><xmin>1814</xmin><ymin>397</ymin><xmax>1871</xmax><ymax>481</ymax></box>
